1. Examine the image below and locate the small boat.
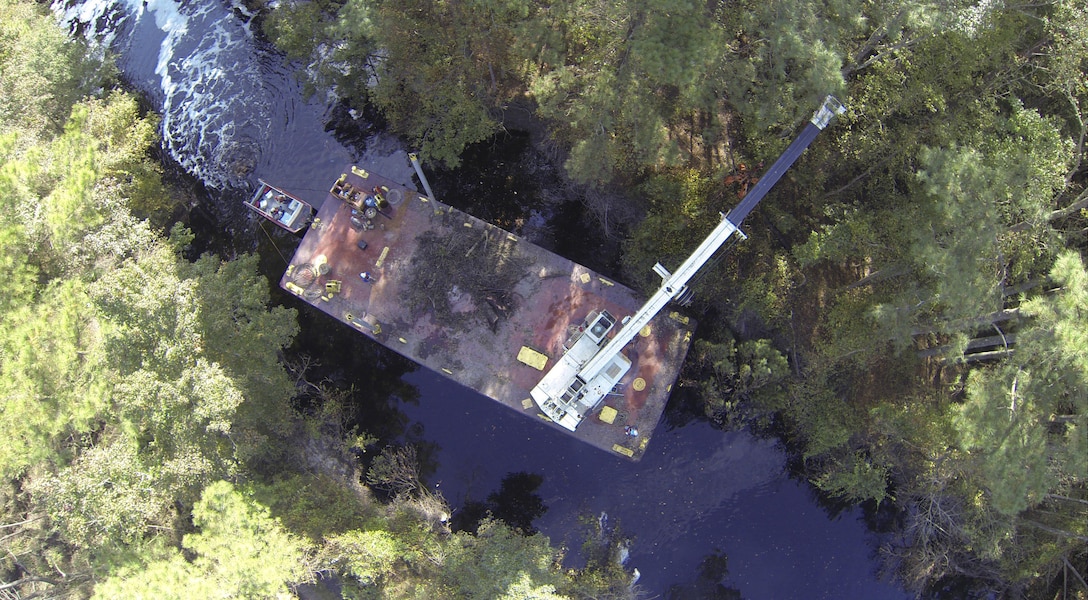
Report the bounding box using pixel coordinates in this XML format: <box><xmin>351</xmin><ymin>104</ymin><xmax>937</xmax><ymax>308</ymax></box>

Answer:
<box><xmin>246</xmin><ymin>180</ymin><xmax>314</xmax><ymax>233</ymax></box>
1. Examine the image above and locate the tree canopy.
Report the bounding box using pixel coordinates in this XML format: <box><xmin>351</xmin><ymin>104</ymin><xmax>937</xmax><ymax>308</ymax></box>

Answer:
<box><xmin>3</xmin><ymin>0</ymin><xmax>1086</xmax><ymax>597</ymax></box>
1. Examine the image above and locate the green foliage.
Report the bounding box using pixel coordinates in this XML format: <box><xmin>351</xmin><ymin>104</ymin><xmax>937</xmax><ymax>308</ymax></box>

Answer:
<box><xmin>0</xmin><ymin>0</ymin><xmax>108</xmax><ymax>134</ymax></box>
<box><xmin>92</xmin><ymin>552</ymin><xmax>221</xmax><ymax>600</ymax></box>
<box><xmin>772</xmin><ymin>10</ymin><xmax>1086</xmax><ymax>591</ymax></box>
<box><xmin>719</xmin><ymin>0</ymin><xmax>851</xmax><ymax>141</ymax></box>
<box><xmin>93</xmin><ymin>481</ymin><xmax>307</xmax><ymax>598</ymax></box>
<box><xmin>263</xmin><ymin>0</ymin><xmax>341</xmax><ymax>63</ymax></box>
<box><xmin>1</xmin><ymin>226</ymin><xmax>300</xmax><ymax>593</ymax></box>
<box><xmin>40</xmin><ymin>106</ymin><xmax>103</xmax><ymax>243</ymax></box>
<box><xmin>78</xmin><ymin>91</ymin><xmax>174</xmax><ymax>224</ymax></box>
<box><xmin>794</xmin><ymin>208</ymin><xmax>878</xmax><ymax>268</ymax></box>
<box><xmin>736</xmin><ymin>339</ymin><xmax>791</xmax><ymax>391</ymax></box>
<box><xmin>621</xmin><ymin>169</ymin><xmax>730</xmax><ymax>292</ymax></box>
<box><xmin>954</xmin><ymin>251</ymin><xmax>1088</xmax><ymax>516</ymax></box>
<box><xmin>1</xmin><ymin>92</ymin><xmax>175</xmax><ymax>284</ymax></box>
<box><xmin>814</xmin><ymin>451</ymin><xmax>892</xmax><ymax>505</ymax></box>
<box><xmin>180</xmin><ymin>253</ymin><xmax>300</xmax><ymax>468</ymax></box>
<box><xmin>689</xmin><ymin>336</ymin><xmax>791</xmax><ymax>424</ymax></box>
<box><xmin>35</xmin><ymin>438</ymin><xmax>171</xmax><ymax>549</ymax></box>
<box><xmin>792</xmin><ymin>381</ymin><xmax>859</xmax><ymax>461</ymax></box>
<box><xmin>270</xmin><ymin>0</ymin><xmax>890</xmax><ymax>182</ymax></box>
<box><xmin>325</xmin><ymin>510</ymin><xmax>586</xmax><ymax>599</ymax></box>
<box><xmin>735</xmin><ymin>252</ymin><xmax>798</xmax><ymax>326</ymax></box>
<box><xmin>251</xmin><ymin>472</ymin><xmax>377</xmax><ymax>542</ymax></box>
<box><xmin>186</xmin><ymin>481</ymin><xmax>307</xmax><ymax>594</ymax></box>
<box><xmin>566</xmin><ymin>514</ymin><xmax>638</xmax><ymax>599</ymax></box>
<box><xmin>437</xmin><ymin>518</ymin><xmax>566</xmax><ymax>599</ymax></box>
<box><xmin>85</xmin><ymin>245</ymin><xmax>252</xmax><ymax>495</ymax></box>
<box><xmin>327</xmin><ymin>529</ymin><xmax>405</xmax><ymax>587</ymax></box>
<box><xmin>807</xmin><ymin>101</ymin><xmax>1073</xmax><ymax>346</ymax></box>
<box><xmin>0</xmin><ymin>8</ymin><xmax>304</xmax><ymax>594</ymax></box>
<box><xmin>367</xmin><ymin>0</ymin><xmax>535</xmax><ymax>167</ymax></box>
<box><xmin>0</xmin><ymin>279</ymin><xmax>110</xmax><ymax>477</ymax></box>
<box><xmin>527</xmin><ymin>0</ymin><xmax>727</xmax><ymax>183</ymax></box>
<box><xmin>268</xmin><ymin>0</ymin><xmax>531</xmax><ymax>167</ymax></box>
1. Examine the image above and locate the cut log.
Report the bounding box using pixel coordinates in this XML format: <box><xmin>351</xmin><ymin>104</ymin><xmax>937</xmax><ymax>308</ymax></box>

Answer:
<box><xmin>918</xmin><ymin>334</ymin><xmax>1017</xmax><ymax>358</ymax></box>
<box><xmin>911</xmin><ymin>308</ymin><xmax>1021</xmax><ymax>337</ymax></box>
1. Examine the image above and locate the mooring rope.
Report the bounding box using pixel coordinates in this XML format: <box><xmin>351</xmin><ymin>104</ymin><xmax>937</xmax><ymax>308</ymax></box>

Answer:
<box><xmin>259</xmin><ymin>220</ymin><xmax>289</xmax><ymax>265</ymax></box>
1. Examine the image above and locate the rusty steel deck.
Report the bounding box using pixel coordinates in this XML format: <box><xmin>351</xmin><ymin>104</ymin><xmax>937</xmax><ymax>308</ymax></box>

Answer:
<box><xmin>281</xmin><ymin>166</ymin><xmax>694</xmax><ymax>460</ymax></box>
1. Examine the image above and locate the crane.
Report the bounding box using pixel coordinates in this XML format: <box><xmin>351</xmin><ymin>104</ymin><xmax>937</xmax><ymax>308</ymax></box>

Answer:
<box><xmin>530</xmin><ymin>95</ymin><xmax>846</xmax><ymax>431</ymax></box>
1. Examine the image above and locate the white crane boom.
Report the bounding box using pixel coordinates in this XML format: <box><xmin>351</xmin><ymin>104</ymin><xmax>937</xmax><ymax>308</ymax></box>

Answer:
<box><xmin>531</xmin><ymin>96</ymin><xmax>846</xmax><ymax>431</ymax></box>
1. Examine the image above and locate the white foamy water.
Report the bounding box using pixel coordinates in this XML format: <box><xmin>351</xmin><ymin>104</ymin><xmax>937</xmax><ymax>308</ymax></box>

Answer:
<box><xmin>52</xmin><ymin>0</ymin><xmax>361</xmax><ymax>195</ymax></box>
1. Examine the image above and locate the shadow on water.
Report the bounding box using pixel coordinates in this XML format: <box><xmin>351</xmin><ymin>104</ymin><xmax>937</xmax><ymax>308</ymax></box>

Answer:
<box><xmin>452</xmin><ymin>471</ymin><xmax>549</xmax><ymax>535</ymax></box>
<box><xmin>665</xmin><ymin>550</ymin><xmax>743</xmax><ymax>600</ymax></box>
<box><xmin>548</xmin><ymin>199</ymin><xmax>626</xmax><ymax>276</ymax></box>
<box><xmin>428</xmin><ymin>131</ymin><xmax>546</xmax><ymax>232</ymax></box>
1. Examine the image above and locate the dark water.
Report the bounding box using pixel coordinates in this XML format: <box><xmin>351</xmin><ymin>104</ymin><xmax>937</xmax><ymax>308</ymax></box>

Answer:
<box><xmin>53</xmin><ymin>1</ymin><xmax>910</xmax><ymax>597</ymax></box>
<box><xmin>401</xmin><ymin>370</ymin><xmax>903</xmax><ymax>598</ymax></box>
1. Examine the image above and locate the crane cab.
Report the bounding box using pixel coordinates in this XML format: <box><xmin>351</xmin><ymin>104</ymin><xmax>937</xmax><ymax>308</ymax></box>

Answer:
<box><xmin>531</xmin><ymin>310</ymin><xmax>631</xmax><ymax>431</ymax></box>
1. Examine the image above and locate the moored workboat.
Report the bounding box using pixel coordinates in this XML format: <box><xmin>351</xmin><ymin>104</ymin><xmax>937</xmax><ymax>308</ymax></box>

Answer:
<box><xmin>246</xmin><ymin>180</ymin><xmax>314</xmax><ymax>233</ymax></box>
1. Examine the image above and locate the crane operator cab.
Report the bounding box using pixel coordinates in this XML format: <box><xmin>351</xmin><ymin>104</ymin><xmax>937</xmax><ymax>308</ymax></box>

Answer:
<box><xmin>531</xmin><ymin>310</ymin><xmax>632</xmax><ymax>431</ymax></box>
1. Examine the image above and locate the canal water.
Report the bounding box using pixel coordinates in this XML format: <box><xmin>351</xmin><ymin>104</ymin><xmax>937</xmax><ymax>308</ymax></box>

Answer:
<box><xmin>53</xmin><ymin>1</ymin><xmax>911</xmax><ymax>597</ymax></box>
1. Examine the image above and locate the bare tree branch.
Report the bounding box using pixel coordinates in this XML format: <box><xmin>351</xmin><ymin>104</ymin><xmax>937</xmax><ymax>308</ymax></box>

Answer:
<box><xmin>0</xmin><ymin>516</ymin><xmax>43</xmax><ymax>530</ymax></box>
<box><xmin>1064</xmin><ymin>557</ymin><xmax>1088</xmax><ymax>591</ymax></box>
<box><xmin>1020</xmin><ymin>519</ymin><xmax>1088</xmax><ymax>543</ymax></box>
<box><xmin>0</xmin><ymin>576</ymin><xmax>59</xmax><ymax>592</ymax></box>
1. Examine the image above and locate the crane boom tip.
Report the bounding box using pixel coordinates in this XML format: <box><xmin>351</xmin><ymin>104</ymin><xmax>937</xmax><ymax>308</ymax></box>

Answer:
<box><xmin>811</xmin><ymin>95</ymin><xmax>847</xmax><ymax>129</ymax></box>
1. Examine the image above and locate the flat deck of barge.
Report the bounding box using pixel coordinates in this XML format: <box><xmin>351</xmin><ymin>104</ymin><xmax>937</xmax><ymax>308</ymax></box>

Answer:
<box><xmin>281</xmin><ymin>165</ymin><xmax>694</xmax><ymax>460</ymax></box>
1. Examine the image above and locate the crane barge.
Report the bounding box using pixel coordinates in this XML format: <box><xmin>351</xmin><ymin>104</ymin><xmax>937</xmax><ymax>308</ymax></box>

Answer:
<box><xmin>530</xmin><ymin>95</ymin><xmax>846</xmax><ymax>431</ymax></box>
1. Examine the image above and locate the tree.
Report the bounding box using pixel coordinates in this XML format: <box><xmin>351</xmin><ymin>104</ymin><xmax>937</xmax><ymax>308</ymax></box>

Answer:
<box><xmin>686</xmin><ymin>336</ymin><xmax>791</xmax><ymax>425</ymax></box>
<box><xmin>0</xmin><ymin>278</ymin><xmax>110</xmax><ymax>478</ymax></box>
<box><xmin>267</xmin><ymin>0</ymin><xmax>532</xmax><ymax>167</ymax></box>
<box><xmin>436</xmin><ymin>518</ymin><xmax>567</xmax><ymax>599</ymax></box>
<box><xmin>526</xmin><ymin>0</ymin><xmax>729</xmax><ymax>184</ymax></box>
<box><xmin>179</xmin><ymin>253</ymin><xmax>300</xmax><ymax>469</ymax></box>
<box><xmin>718</xmin><ymin>0</ymin><xmax>850</xmax><ymax>140</ymax></box>
<box><xmin>92</xmin><ymin>481</ymin><xmax>307</xmax><ymax>599</ymax></box>
<box><xmin>0</xmin><ymin>0</ymin><xmax>107</xmax><ymax>135</ymax></box>
<box><xmin>955</xmin><ymin>251</ymin><xmax>1087</xmax><ymax>515</ymax></box>
<box><xmin>800</xmin><ymin>104</ymin><xmax>1072</xmax><ymax>346</ymax></box>
<box><xmin>0</xmin><ymin>7</ymin><xmax>302</xmax><ymax>592</ymax></box>
<box><xmin>325</xmin><ymin>529</ymin><xmax>406</xmax><ymax>588</ymax></box>
<box><xmin>77</xmin><ymin>91</ymin><xmax>173</xmax><ymax>224</ymax></box>
<box><xmin>2</xmin><ymin>176</ymin><xmax>299</xmax><ymax>598</ymax></box>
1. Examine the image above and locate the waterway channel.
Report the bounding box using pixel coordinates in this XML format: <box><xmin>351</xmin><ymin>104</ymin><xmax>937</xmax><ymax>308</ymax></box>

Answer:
<box><xmin>53</xmin><ymin>1</ymin><xmax>912</xmax><ymax>597</ymax></box>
